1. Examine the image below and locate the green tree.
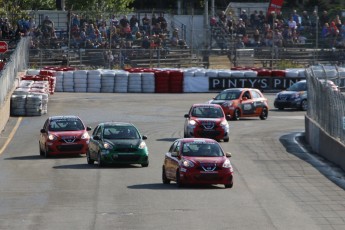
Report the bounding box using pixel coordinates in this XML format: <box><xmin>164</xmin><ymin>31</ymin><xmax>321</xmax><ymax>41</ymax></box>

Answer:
<box><xmin>65</xmin><ymin>0</ymin><xmax>134</xmax><ymax>12</ymax></box>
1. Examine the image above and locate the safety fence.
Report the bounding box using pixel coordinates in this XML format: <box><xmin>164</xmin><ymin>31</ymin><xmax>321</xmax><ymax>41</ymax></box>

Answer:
<box><xmin>306</xmin><ymin>66</ymin><xmax>345</xmax><ymax>146</ymax></box>
<box><xmin>0</xmin><ymin>37</ymin><xmax>29</xmax><ymax>108</ymax></box>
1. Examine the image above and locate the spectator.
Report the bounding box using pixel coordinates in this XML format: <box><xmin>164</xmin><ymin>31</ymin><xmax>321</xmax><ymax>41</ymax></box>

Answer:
<box><xmin>129</xmin><ymin>15</ymin><xmax>139</xmax><ymax>30</ymax></box>
<box><xmin>157</xmin><ymin>13</ymin><xmax>167</xmax><ymax>32</ymax></box>
<box><xmin>141</xmin><ymin>35</ymin><xmax>150</xmax><ymax>49</ymax></box>
<box><xmin>151</xmin><ymin>23</ymin><xmax>162</xmax><ymax>35</ymax></box>
<box><xmin>1</xmin><ymin>18</ymin><xmax>11</xmax><ymax>39</ymax></box>
<box><xmin>319</xmin><ymin>11</ymin><xmax>329</xmax><ymax>28</ymax></box>
<box><xmin>151</xmin><ymin>14</ymin><xmax>158</xmax><ymax>28</ymax></box>
<box><xmin>141</xmin><ymin>13</ymin><xmax>150</xmax><ymax>34</ymax></box>
<box><xmin>250</xmin><ymin>10</ymin><xmax>259</xmax><ymax>28</ymax></box>
<box><xmin>119</xmin><ymin>15</ymin><xmax>129</xmax><ymax>28</ymax></box>
<box><xmin>240</xmin><ymin>10</ymin><xmax>248</xmax><ymax>26</ymax></box>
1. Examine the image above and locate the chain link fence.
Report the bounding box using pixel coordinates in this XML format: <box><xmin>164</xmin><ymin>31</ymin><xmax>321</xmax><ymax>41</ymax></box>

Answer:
<box><xmin>0</xmin><ymin>37</ymin><xmax>29</xmax><ymax>107</ymax></box>
<box><xmin>306</xmin><ymin>66</ymin><xmax>345</xmax><ymax>145</ymax></box>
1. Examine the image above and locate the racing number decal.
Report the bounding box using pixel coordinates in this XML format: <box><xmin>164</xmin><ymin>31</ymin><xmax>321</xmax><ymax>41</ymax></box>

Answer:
<box><xmin>243</xmin><ymin>103</ymin><xmax>253</xmax><ymax>111</ymax></box>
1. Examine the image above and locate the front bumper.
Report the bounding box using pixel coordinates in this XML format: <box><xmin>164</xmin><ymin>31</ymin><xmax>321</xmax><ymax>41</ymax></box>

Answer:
<box><xmin>47</xmin><ymin>141</ymin><xmax>89</xmax><ymax>155</ymax></box>
<box><xmin>274</xmin><ymin>99</ymin><xmax>302</xmax><ymax>109</ymax></box>
<box><xmin>100</xmin><ymin>149</ymin><xmax>149</xmax><ymax>165</ymax></box>
<box><xmin>180</xmin><ymin>168</ymin><xmax>233</xmax><ymax>185</ymax></box>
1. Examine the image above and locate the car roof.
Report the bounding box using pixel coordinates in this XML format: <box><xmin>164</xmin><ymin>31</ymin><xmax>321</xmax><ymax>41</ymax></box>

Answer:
<box><xmin>100</xmin><ymin>122</ymin><xmax>135</xmax><ymax>127</ymax></box>
<box><xmin>221</xmin><ymin>88</ymin><xmax>259</xmax><ymax>92</ymax></box>
<box><xmin>49</xmin><ymin>115</ymin><xmax>81</xmax><ymax>120</ymax></box>
<box><xmin>177</xmin><ymin>138</ymin><xmax>219</xmax><ymax>144</ymax></box>
<box><xmin>192</xmin><ymin>103</ymin><xmax>222</xmax><ymax>108</ymax></box>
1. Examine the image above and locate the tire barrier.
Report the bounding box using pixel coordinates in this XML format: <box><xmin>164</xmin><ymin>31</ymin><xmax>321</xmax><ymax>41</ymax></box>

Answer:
<box><xmin>10</xmin><ymin>79</ymin><xmax>49</xmax><ymax>116</ymax></box>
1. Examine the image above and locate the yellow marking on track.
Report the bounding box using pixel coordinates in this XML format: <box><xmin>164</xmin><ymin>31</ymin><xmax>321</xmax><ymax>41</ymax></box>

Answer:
<box><xmin>0</xmin><ymin>117</ymin><xmax>22</xmax><ymax>155</ymax></box>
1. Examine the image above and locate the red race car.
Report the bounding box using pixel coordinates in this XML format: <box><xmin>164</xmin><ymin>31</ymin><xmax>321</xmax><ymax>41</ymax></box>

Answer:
<box><xmin>39</xmin><ymin>115</ymin><xmax>91</xmax><ymax>157</ymax></box>
<box><xmin>184</xmin><ymin>103</ymin><xmax>230</xmax><ymax>142</ymax></box>
<box><xmin>162</xmin><ymin>138</ymin><xmax>234</xmax><ymax>188</ymax></box>
<box><xmin>209</xmin><ymin>88</ymin><xmax>269</xmax><ymax>120</ymax></box>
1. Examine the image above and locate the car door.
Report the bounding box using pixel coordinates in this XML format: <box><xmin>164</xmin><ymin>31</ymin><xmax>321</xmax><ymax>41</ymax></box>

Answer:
<box><xmin>89</xmin><ymin>125</ymin><xmax>102</xmax><ymax>159</ymax></box>
<box><xmin>164</xmin><ymin>141</ymin><xmax>181</xmax><ymax>180</ymax></box>
<box><xmin>240</xmin><ymin>90</ymin><xmax>256</xmax><ymax>115</ymax></box>
<box><xmin>251</xmin><ymin>89</ymin><xmax>266</xmax><ymax>115</ymax></box>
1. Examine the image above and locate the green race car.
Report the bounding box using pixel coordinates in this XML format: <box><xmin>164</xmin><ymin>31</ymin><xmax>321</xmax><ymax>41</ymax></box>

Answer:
<box><xmin>87</xmin><ymin>122</ymin><xmax>149</xmax><ymax>167</ymax></box>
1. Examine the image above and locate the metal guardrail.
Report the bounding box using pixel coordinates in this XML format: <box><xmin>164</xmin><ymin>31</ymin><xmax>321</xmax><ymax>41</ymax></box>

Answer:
<box><xmin>306</xmin><ymin>66</ymin><xmax>345</xmax><ymax>146</ymax></box>
<box><xmin>0</xmin><ymin>38</ymin><xmax>29</xmax><ymax>107</ymax></box>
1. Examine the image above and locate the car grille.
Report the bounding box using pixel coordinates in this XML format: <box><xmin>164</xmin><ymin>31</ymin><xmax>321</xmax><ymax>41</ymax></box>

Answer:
<box><xmin>59</xmin><ymin>136</ymin><xmax>79</xmax><ymax>143</ymax></box>
<box><xmin>194</xmin><ymin>173</ymin><xmax>221</xmax><ymax>180</ymax></box>
<box><xmin>197</xmin><ymin>163</ymin><xmax>219</xmax><ymax>171</ymax></box>
<box><xmin>115</xmin><ymin>147</ymin><xmax>138</xmax><ymax>153</ymax></box>
<box><xmin>56</xmin><ymin>144</ymin><xmax>84</xmax><ymax>152</ymax></box>
<box><xmin>277</xmin><ymin>95</ymin><xmax>291</xmax><ymax>100</ymax></box>
<box><xmin>113</xmin><ymin>155</ymin><xmax>141</xmax><ymax>161</ymax></box>
<box><xmin>200</xmin><ymin>121</ymin><xmax>215</xmax><ymax>129</ymax></box>
<box><xmin>197</xmin><ymin>130</ymin><xmax>220</xmax><ymax>138</ymax></box>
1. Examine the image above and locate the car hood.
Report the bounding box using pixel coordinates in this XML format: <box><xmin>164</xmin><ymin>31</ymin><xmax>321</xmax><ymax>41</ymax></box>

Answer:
<box><xmin>184</xmin><ymin>156</ymin><xmax>225</xmax><ymax>164</ymax></box>
<box><xmin>105</xmin><ymin>139</ymin><xmax>141</xmax><ymax>147</ymax></box>
<box><xmin>278</xmin><ymin>90</ymin><xmax>306</xmax><ymax>96</ymax></box>
<box><xmin>209</xmin><ymin>99</ymin><xmax>228</xmax><ymax>105</ymax></box>
<box><xmin>191</xmin><ymin>117</ymin><xmax>224</xmax><ymax>123</ymax></box>
<box><xmin>50</xmin><ymin>130</ymin><xmax>87</xmax><ymax>137</ymax></box>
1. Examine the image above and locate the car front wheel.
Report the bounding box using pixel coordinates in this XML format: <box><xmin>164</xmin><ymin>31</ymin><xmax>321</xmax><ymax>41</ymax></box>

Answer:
<box><xmin>87</xmin><ymin>150</ymin><xmax>94</xmax><ymax>165</ymax></box>
<box><xmin>232</xmin><ymin>109</ymin><xmax>240</xmax><ymax>120</ymax></box>
<box><xmin>301</xmin><ymin>99</ymin><xmax>308</xmax><ymax>111</ymax></box>
<box><xmin>176</xmin><ymin>171</ymin><xmax>184</xmax><ymax>188</ymax></box>
<box><xmin>259</xmin><ymin>107</ymin><xmax>268</xmax><ymax>120</ymax></box>
<box><xmin>162</xmin><ymin>166</ymin><xmax>171</xmax><ymax>184</ymax></box>
<box><xmin>97</xmin><ymin>153</ymin><xmax>103</xmax><ymax>167</ymax></box>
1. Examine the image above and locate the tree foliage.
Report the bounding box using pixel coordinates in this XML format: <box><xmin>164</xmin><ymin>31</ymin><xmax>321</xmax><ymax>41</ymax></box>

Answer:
<box><xmin>64</xmin><ymin>0</ymin><xmax>135</xmax><ymax>12</ymax></box>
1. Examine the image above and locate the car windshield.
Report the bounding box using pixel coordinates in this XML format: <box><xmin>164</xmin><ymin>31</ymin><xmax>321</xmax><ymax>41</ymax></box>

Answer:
<box><xmin>49</xmin><ymin>118</ymin><xmax>85</xmax><ymax>131</ymax></box>
<box><xmin>191</xmin><ymin>107</ymin><xmax>224</xmax><ymax>118</ymax></box>
<box><xmin>215</xmin><ymin>91</ymin><xmax>241</xmax><ymax>100</ymax></box>
<box><xmin>182</xmin><ymin>143</ymin><xmax>223</xmax><ymax>157</ymax></box>
<box><xmin>103</xmin><ymin>125</ymin><xmax>140</xmax><ymax>139</ymax></box>
<box><xmin>287</xmin><ymin>82</ymin><xmax>307</xmax><ymax>91</ymax></box>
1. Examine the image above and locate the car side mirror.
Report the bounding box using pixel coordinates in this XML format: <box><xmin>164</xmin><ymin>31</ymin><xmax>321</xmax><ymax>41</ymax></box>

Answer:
<box><xmin>225</xmin><ymin>152</ymin><xmax>232</xmax><ymax>158</ymax></box>
<box><xmin>226</xmin><ymin>115</ymin><xmax>231</xmax><ymax>121</ymax></box>
<box><xmin>142</xmin><ymin>135</ymin><xmax>147</xmax><ymax>140</ymax></box>
<box><xmin>87</xmin><ymin>126</ymin><xmax>92</xmax><ymax>131</ymax></box>
<box><xmin>93</xmin><ymin>136</ymin><xmax>101</xmax><ymax>141</ymax></box>
<box><xmin>184</xmin><ymin>114</ymin><xmax>189</xmax><ymax>118</ymax></box>
<box><xmin>171</xmin><ymin>151</ymin><xmax>179</xmax><ymax>157</ymax></box>
<box><xmin>40</xmin><ymin>129</ymin><xmax>46</xmax><ymax>133</ymax></box>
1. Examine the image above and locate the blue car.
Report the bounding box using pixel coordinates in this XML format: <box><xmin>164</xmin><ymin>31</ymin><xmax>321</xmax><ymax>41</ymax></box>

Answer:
<box><xmin>274</xmin><ymin>80</ymin><xmax>308</xmax><ymax>111</ymax></box>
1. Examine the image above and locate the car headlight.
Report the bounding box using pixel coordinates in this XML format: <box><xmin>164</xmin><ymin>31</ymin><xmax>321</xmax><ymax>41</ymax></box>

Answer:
<box><xmin>291</xmin><ymin>93</ymin><xmax>301</xmax><ymax>99</ymax></box>
<box><xmin>81</xmin><ymin>132</ymin><xmax>90</xmax><ymax>139</ymax></box>
<box><xmin>223</xmin><ymin>159</ymin><xmax>232</xmax><ymax>169</ymax></box>
<box><xmin>139</xmin><ymin>141</ymin><xmax>147</xmax><ymax>149</ymax></box>
<box><xmin>182</xmin><ymin>159</ymin><xmax>194</xmax><ymax>168</ymax></box>
<box><xmin>103</xmin><ymin>141</ymin><xmax>113</xmax><ymax>149</ymax></box>
<box><xmin>189</xmin><ymin>120</ymin><xmax>196</xmax><ymax>125</ymax></box>
<box><xmin>223</xmin><ymin>101</ymin><xmax>233</xmax><ymax>107</ymax></box>
<box><xmin>220</xmin><ymin>120</ymin><xmax>229</xmax><ymax>126</ymax></box>
<box><xmin>48</xmin><ymin>134</ymin><xmax>57</xmax><ymax>141</ymax></box>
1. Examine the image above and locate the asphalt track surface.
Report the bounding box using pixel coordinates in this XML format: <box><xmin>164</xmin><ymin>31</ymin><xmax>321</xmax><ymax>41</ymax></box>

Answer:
<box><xmin>0</xmin><ymin>93</ymin><xmax>345</xmax><ymax>230</ymax></box>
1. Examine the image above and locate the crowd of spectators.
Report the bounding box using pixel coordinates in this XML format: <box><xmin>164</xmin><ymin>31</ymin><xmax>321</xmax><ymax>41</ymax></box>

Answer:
<box><xmin>211</xmin><ymin>9</ymin><xmax>345</xmax><ymax>49</ymax></box>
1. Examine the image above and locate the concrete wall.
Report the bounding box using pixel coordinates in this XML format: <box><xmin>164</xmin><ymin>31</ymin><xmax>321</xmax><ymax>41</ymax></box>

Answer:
<box><xmin>305</xmin><ymin>115</ymin><xmax>345</xmax><ymax>171</ymax></box>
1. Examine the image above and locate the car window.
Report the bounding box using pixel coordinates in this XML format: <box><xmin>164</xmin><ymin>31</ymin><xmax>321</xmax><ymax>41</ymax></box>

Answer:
<box><xmin>215</xmin><ymin>91</ymin><xmax>241</xmax><ymax>100</ymax></box>
<box><xmin>192</xmin><ymin>107</ymin><xmax>223</xmax><ymax>118</ymax></box>
<box><xmin>49</xmin><ymin>118</ymin><xmax>84</xmax><ymax>131</ymax></box>
<box><xmin>169</xmin><ymin>141</ymin><xmax>178</xmax><ymax>153</ymax></box>
<box><xmin>251</xmin><ymin>90</ymin><xmax>262</xmax><ymax>99</ymax></box>
<box><xmin>94</xmin><ymin>126</ymin><xmax>102</xmax><ymax>137</ymax></box>
<box><xmin>242</xmin><ymin>91</ymin><xmax>251</xmax><ymax>99</ymax></box>
<box><xmin>288</xmin><ymin>81</ymin><xmax>307</xmax><ymax>91</ymax></box>
<box><xmin>182</xmin><ymin>143</ymin><xmax>223</xmax><ymax>157</ymax></box>
<box><xmin>103</xmin><ymin>125</ymin><xmax>139</xmax><ymax>139</ymax></box>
